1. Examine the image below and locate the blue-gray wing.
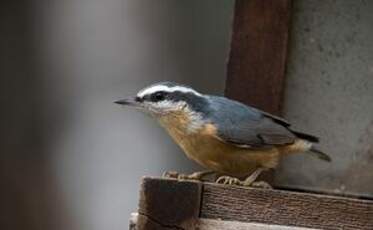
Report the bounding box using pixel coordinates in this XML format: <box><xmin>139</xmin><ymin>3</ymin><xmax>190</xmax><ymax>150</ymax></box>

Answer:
<box><xmin>205</xmin><ymin>96</ymin><xmax>296</xmax><ymax>148</ymax></box>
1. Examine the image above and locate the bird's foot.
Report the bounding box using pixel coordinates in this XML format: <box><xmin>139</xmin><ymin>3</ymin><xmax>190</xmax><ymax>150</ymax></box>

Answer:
<box><xmin>215</xmin><ymin>176</ymin><xmax>242</xmax><ymax>185</ymax></box>
<box><xmin>251</xmin><ymin>181</ymin><xmax>273</xmax><ymax>189</ymax></box>
<box><xmin>162</xmin><ymin>170</ymin><xmax>180</xmax><ymax>179</ymax></box>
<box><xmin>162</xmin><ymin>170</ymin><xmax>214</xmax><ymax>181</ymax></box>
<box><xmin>215</xmin><ymin>174</ymin><xmax>272</xmax><ymax>189</ymax></box>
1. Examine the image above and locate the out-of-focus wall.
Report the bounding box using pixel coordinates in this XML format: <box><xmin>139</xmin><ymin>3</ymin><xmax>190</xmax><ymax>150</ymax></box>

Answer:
<box><xmin>1</xmin><ymin>1</ymin><xmax>234</xmax><ymax>230</ymax></box>
<box><xmin>276</xmin><ymin>0</ymin><xmax>373</xmax><ymax>196</ymax></box>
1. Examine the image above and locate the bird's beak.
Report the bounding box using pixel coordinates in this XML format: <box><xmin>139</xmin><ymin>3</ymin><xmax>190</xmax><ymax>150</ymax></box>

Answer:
<box><xmin>114</xmin><ymin>97</ymin><xmax>140</xmax><ymax>107</ymax></box>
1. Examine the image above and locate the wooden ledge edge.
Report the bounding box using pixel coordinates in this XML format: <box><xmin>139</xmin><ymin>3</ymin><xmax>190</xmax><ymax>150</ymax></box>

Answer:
<box><xmin>140</xmin><ymin>176</ymin><xmax>373</xmax><ymax>204</ymax></box>
<box><xmin>136</xmin><ymin>177</ymin><xmax>373</xmax><ymax>229</ymax></box>
<box><xmin>137</xmin><ymin>176</ymin><xmax>203</xmax><ymax>229</ymax></box>
<box><xmin>130</xmin><ymin>212</ymin><xmax>318</xmax><ymax>230</ymax></box>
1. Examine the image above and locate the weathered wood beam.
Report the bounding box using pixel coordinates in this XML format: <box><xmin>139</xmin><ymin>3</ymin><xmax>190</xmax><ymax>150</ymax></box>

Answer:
<box><xmin>196</xmin><ymin>218</ymin><xmax>316</xmax><ymax>230</ymax></box>
<box><xmin>201</xmin><ymin>182</ymin><xmax>373</xmax><ymax>230</ymax></box>
<box><xmin>136</xmin><ymin>177</ymin><xmax>202</xmax><ymax>229</ymax></box>
<box><xmin>133</xmin><ymin>177</ymin><xmax>373</xmax><ymax>230</ymax></box>
<box><xmin>131</xmin><ymin>214</ymin><xmax>317</xmax><ymax>230</ymax></box>
<box><xmin>225</xmin><ymin>0</ymin><xmax>292</xmax><ymax>115</ymax></box>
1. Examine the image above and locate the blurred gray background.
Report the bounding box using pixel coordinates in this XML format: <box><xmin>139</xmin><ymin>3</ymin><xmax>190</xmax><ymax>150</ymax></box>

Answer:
<box><xmin>0</xmin><ymin>1</ymin><xmax>233</xmax><ymax>230</ymax></box>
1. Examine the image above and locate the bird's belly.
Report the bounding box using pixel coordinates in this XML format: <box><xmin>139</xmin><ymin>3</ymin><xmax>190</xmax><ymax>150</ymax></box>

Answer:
<box><xmin>158</xmin><ymin>115</ymin><xmax>279</xmax><ymax>177</ymax></box>
<box><xmin>172</xmin><ymin>132</ymin><xmax>278</xmax><ymax>177</ymax></box>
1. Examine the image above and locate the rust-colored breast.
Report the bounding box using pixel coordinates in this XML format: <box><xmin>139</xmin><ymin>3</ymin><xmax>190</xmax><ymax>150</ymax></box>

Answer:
<box><xmin>157</xmin><ymin>112</ymin><xmax>280</xmax><ymax>176</ymax></box>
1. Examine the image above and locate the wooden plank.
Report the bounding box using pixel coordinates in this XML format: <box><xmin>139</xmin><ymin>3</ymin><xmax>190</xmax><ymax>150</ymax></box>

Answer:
<box><xmin>196</xmin><ymin>218</ymin><xmax>317</xmax><ymax>230</ymax></box>
<box><xmin>136</xmin><ymin>177</ymin><xmax>202</xmax><ymax>230</ymax></box>
<box><xmin>131</xmin><ymin>214</ymin><xmax>317</xmax><ymax>230</ymax></box>
<box><xmin>225</xmin><ymin>0</ymin><xmax>291</xmax><ymax>115</ymax></box>
<box><xmin>201</xmin><ymin>182</ymin><xmax>373</xmax><ymax>230</ymax></box>
<box><xmin>134</xmin><ymin>178</ymin><xmax>373</xmax><ymax>230</ymax></box>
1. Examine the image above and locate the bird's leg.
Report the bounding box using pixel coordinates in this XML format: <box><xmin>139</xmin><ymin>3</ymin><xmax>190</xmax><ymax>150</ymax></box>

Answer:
<box><xmin>243</xmin><ymin>168</ymin><xmax>272</xmax><ymax>189</ymax></box>
<box><xmin>162</xmin><ymin>170</ymin><xmax>215</xmax><ymax>181</ymax></box>
<box><xmin>216</xmin><ymin>168</ymin><xmax>263</xmax><ymax>186</ymax></box>
<box><xmin>162</xmin><ymin>170</ymin><xmax>180</xmax><ymax>179</ymax></box>
<box><xmin>242</xmin><ymin>168</ymin><xmax>264</xmax><ymax>186</ymax></box>
<box><xmin>251</xmin><ymin>181</ymin><xmax>272</xmax><ymax>189</ymax></box>
<box><xmin>216</xmin><ymin>168</ymin><xmax>272</xmax><ymax>188</ymax></box>
<box><xmin>178</xmin><ymin>170</ymin><xmax>215</xmax><ymax>181</ymax></box>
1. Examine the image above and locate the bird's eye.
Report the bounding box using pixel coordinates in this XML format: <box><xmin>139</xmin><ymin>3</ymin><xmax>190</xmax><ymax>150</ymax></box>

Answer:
<box><xmin>152</xmin><ymin>91</ymin><xmax>167</xmax><ymax>101</ymax></box>
<box><xmin>135</xmin><ymin>96</ymin><xmax>142</xmax><ymax>102</ymax></box>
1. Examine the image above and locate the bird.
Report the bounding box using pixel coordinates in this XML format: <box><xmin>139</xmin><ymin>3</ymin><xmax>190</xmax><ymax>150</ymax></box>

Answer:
<box><xmin>115</xmin><ymin>82</ymin><xmax>331</xmax><ymax>187</ymax></box>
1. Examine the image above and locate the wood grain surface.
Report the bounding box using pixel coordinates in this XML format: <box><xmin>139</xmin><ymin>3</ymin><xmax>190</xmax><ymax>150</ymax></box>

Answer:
<box><xmin>225</xmin><ymin>0</ymin><xmax>291</xmax><ymax>115</ymax></box>
<box><xmin>137</xmin><ymin>177</ymin><xmax>202</xmax><ymax>229</ymax></box>
<box><xmin>196</xmin><ymin>218</ymin><xmax>317</xmax><ymax>230</ymax></box>
<box><xmin>134</xmin><ymin>178</ymin><xmax>373</xmax><ymax>230</ymax></box>
<box><xmin>201</xmin><ymin>182</ymin><xmax>373</xmax><ymax>230</ymax></box>
<box><xmin>132</xmin><ymin>214</ymin><xmax>318</xmax><ymax>230</ymax></box>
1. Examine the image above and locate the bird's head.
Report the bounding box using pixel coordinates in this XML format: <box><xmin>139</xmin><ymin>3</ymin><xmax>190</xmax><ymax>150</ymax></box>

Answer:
<box><xmin>115</xmin><ymin>82</ymin><xmax>207</xmax><ymax>117</ymax></box>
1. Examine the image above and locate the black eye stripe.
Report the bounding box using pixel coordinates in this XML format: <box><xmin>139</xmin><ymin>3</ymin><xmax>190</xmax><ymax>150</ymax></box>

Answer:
<box><xmin>154</xmin><ymin>92</ymin><xmax>165</xmax><ymax>100</ymax></box>
<box><xmin>147</xmin><ymin>91</ymin><xmax>169</xmax><ymax>102</ymax></box>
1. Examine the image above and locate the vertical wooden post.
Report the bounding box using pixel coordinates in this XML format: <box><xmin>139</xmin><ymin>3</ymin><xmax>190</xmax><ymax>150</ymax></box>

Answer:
<box><xmin>136</xmin><ymin>178</ymin><xmax>202</xmax><ymax>229</ymax></box>
<box><xmin>225</xmin><ymin>0</ymin><xmax>292</xmax><ymax>115</ymax></box>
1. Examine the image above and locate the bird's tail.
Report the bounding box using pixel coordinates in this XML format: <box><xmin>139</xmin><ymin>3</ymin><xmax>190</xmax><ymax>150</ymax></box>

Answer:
<box><xmin>291</xmin><ymin>130</ymin><xmax>319</xmax><ymax>143</ymax></box>
<box><xmin>307</xmin><ymin>147</ymin><xmax>332</xmax><ymax>162</ymax></box>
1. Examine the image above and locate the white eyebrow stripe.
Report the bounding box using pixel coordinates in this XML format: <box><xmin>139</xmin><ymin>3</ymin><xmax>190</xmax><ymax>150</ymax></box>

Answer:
<box><xmin>137</xmin><ymin>85</ymin><xmax>202</xmax><ymax>97</ymax></box>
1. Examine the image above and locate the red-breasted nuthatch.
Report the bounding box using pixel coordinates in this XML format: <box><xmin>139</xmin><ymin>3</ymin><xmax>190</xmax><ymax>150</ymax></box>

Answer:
<box><xmin>115</xmin><ymin>82</ymin><xmax>331</xmax><ymax>186</ymax></box>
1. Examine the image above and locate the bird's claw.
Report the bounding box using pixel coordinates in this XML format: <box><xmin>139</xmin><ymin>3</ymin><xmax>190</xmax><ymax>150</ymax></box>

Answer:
<box><xmin>162</xmin><ymin>170</ymin><xmax>180</xmax><ymax>179</ymax></box>
<box><xmin>216</xmin><ymin>176</ymin><xmax>272</xmax><ymax>189</ymax></box>
<box><xmin>216</xmin><ymin>176</ymin><xmax>242</xmax><ymax>185</ymax></box>
<box><xmin>162</xmin><ymin>171</ymin><xmax>207</xmax><ymax>181</ymax></box>
<box><xmin>250</xmin><ymin>181</ymin><xmax>272</xmax><ymax>189</ymax></box>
